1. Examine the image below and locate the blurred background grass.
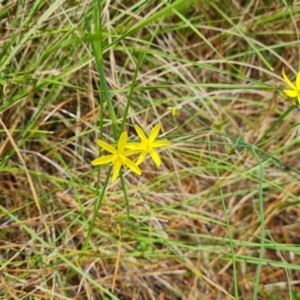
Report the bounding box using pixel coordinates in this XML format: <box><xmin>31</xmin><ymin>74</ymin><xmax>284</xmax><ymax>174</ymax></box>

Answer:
<box><xmin>0</xmin><ymin>0</ymin><xmax>300</xmax><ymax>299</ymax></box>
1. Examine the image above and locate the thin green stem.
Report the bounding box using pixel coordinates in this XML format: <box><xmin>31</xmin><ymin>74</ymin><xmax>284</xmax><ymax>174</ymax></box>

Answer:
<box><xmin>119</xmin><ymin>169</ymin><xmax>130</xmax><ymax>218</ymax></box>
<box><xmin>89</xmin><ymin>0</ymin><xmax>118</xmax><ymax>139</ymax></box>
<box><xmin>208</xmin><ymin>133</ymin><xmax>239</xmax><ymax>300</ymax></box>
<box><xmin>120</xmin><ymin>24</ymin><xmax>160</xmax><ymax>132</ymax></box>
<box><xmin>251</xmin><ymin>146</ymin><xmax>265</xmax><ymax>299</ymax></box>
<box><xmin>83</xmin><ymin>166</ymin><xmax>112</xmax><ymax>250</ymax></box>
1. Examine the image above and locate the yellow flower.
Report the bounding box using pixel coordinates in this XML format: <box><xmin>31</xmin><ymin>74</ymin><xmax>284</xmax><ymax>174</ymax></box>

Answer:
<box><xmin>282</xmin><ymin>68</ymin><xmax>300</xmax><ymax>104</ymax></box>
<box><xmin>126</xmin><ymin>124</ymin><xmax>171</xmax><ymax>166</ymax></box>
<box><xmin>169</xmin><ymin>107</ymin><xmax>179</xmax><ymax>116</ymax></box>
<box><xmin>91</xmin><ymin>131</ymin><xmax>141</xmax><ymax>182</ymax></box>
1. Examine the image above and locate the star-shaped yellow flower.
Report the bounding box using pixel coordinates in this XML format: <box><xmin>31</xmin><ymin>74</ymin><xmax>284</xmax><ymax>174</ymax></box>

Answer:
<box><xmin>282</xmin><ymin>68</ymin><xmax>300</xmax><ymax>104</ymax></box>
<box><xmin>91</xmin><ymin>131</ymin><xmax>141</xmax><ymax>182</ymax></box>
<box><xmin>126</xmin><ymin>124</ymin><xmax>171</xmax><ymax>166</ymax></box>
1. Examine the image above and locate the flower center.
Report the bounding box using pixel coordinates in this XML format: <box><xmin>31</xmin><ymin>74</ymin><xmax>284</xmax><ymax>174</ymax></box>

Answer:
<box><xmin>140</xmin><ymin>141</ymin><xmax>152</xmax><ymax>151</ymax></box>
<box><xmin>113</xmin><ymin>153</ymin><xmax>126</xmax><ymax>166</ymax></box>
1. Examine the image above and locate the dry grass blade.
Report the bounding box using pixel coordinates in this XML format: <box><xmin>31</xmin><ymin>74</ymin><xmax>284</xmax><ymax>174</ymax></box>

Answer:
<box><xmin>0</xmin><ymin>118</ymin><xmax>49</xmax><ymax>234</ymax></box>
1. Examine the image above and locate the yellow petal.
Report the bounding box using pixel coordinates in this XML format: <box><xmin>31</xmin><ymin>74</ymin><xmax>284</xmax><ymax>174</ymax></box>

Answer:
<box><xmin>96</xmin><ymin>140</ymin><xmax>116</xmax><ymax>154</ymax></box>
<box><xmin>150</xmin><ymin>150</ymin><xmax>161</xmax><ymax>166</ymax></box>
<box><xmin>124</xmin><ymin>149</ymin><xmax>144</xmax><ymax>156</ymax></box>
<box><xmin>126</xmin><ymin>142</ymin><xmax>145</xmax><ymax>150</ymax></box>
<box><xmin>149</xmin><ymin>124</ymin><xmax>161</xmax><ymax>142</ymax></box>
<box><xmin>112</xmin><ymin>164</ymin><xmax>121</xmax><ymax>182</ymax></box>
<box><xmin>91</xmin><ymin>155</ymin><xmax>114</xmax><ymax>165</ymax></box>
<box><xmin>171</xmin><ymin>107</ymin><xmax>177</xmax><ymax>116</ymax></box>
<box><xmin>118</xmin><ymin>131</ymin><xmax>128</xmax><ymax>153</ymax></box>
<box><xmin>298</xmin><ymin>95</ymin><xmax>300</xmax><ymax>105</ymax></box>
<box><xmin>134</xmin><ymin>124</ymin><xmax>147</xmax><ymax>141</ymax></box>
<box><xmin>296</xmin><ymin>70</ymin><xmax>300</xmax><ymax>89</ymax></box>
<box><xmin>283</xmin><ymin>89</ymin><xmax>298</xmax><ymax>98</ymax></box>
<box><xmin>282</xmin><ymin>68</ymin><xmax>296</xmax><ymax>90</ymax></box>
<box><xmin>136</xmin><ymin>151</ymin><xmax>147</xmax><ymax>165</ymax></box>
<box><xmin>124</xmin><ymin>157</ymin><xmax>142</xmax><ymax>175</ymax></box>
<box><xmin>152</xmin><ymin>140</ymin><xmax>171</xmax><ymax>148</ymax></box>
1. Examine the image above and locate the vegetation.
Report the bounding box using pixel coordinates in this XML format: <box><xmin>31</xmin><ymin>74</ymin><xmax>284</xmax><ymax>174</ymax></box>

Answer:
<box><xmin>0</xmin><ymin>0</ymin><xmax>300</xmax><ymax>299</ymax></box>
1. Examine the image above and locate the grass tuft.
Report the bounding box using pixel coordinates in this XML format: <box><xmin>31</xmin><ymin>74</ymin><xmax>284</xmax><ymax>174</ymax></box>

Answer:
<box><xmin>1</xmin><ymin>1</ymin><xmax>300</xmax><ymax>299</ymax></box>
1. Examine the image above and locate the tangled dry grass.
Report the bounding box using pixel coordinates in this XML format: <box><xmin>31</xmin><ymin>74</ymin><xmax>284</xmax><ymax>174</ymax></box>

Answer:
<box><xmin>1</xmin><ymin>1</ymin><xmax>300</xmax><ymax>299</ymax></box>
